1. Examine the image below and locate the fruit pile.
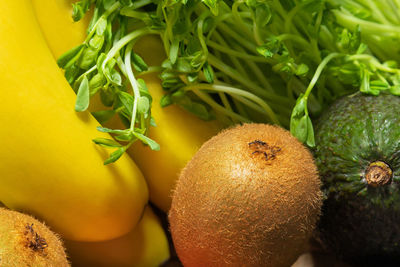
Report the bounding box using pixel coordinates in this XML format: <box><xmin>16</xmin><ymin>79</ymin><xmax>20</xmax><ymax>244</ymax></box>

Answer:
<box><xmin>2</xmin><ymin>1</ymin><xmax>400</xmax><ymax>267</ymax></box>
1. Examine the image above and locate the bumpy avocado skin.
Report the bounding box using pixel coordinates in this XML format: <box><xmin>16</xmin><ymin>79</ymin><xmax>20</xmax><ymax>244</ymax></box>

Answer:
<box><xmin>313</xmin><ymin>92</ymin><xmax>400</xmax><ymax>266</ymax></box>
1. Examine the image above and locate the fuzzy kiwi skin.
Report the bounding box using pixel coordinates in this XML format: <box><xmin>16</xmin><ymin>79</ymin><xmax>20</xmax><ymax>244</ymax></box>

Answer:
<box><xmin>0</xmin><ymin>208</ymin><xmax>69</xmax><ymax>267</ymax></box>
<box><xmin>169</xmin><ymin>123</ymin><xmax>323</xmax><ymax>267</ymax></box>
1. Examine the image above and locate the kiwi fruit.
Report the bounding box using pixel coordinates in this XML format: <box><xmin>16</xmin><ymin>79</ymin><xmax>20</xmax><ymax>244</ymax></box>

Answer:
<box><xmin>0</xmin><ymin>207</ymin><xmax>69</xmax><ymax>267</ymax></box>
<box><xmin>169</xmin><ymin>123</ymin><xmax>323</xmax><ymax>267</ymax></box>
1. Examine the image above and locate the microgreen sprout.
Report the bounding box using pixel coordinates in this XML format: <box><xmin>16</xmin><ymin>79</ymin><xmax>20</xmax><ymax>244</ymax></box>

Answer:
<box><xmin>59</xmin><ymin>0</ymin><xmax>400</xmax><ymax>163</ymax></box>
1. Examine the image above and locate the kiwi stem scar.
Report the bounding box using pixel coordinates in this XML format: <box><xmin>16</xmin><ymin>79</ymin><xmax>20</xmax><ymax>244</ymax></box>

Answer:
<box><xmin>248</xmin><ymin>140</ymin><xmax>281</xmax><ymax>162</ymax></box>
<box><xmin>25</xmin><ymin>223</ymin><xmax>48</xmax><ymax>253</ymax></box>
<box><xmin>365</xmin><ymin>161</ymin><xmax>393</xmax><ymax>187</ymax></box>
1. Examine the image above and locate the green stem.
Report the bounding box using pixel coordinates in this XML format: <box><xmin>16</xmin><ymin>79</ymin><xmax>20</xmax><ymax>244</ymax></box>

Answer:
<box><xmin>217</xmin><ymin>23</ymin><xmax>258</xmax><ymax>52</ymax></box>
<box><xmin>137</xmin><ymin>66</ymin><xmax>164</xmax><ymax>76</ymax></box>
<box><xmin>277</xmin><ymin>34</ymin><xmax>310</xmax><ymax>49</ymax></box>
<box><xmin>102</xmin><ymin>28</ymin><xmax>158</xmax><ymax>73</ymax></box>
<box><xmin>232</xmin><ymin>0</ymin><xmax>254</xmax><ymax>41</ymax></box>
<box><xmin>271</xmin><ymin>0</ymin><xmax>288</xmax><ymax>20</ymax></box>
<box><xmin>207</xmin><ymin>40</ymin><xmax>273</xmax><ymax>63</ymax></box>
<box><xmin>85</xmin><ymin>1</ymin><xmax>121</xmax><ymax>43</ymax></box>
<box><xmin>197</xmin><ymin>13</ymin><xmax>209</xmax><ymax>60</ymax></box>
<box><xmin>190</xmin><ymin>89</ymin><xmax>251</xmax><ymax>122</ymax></box>
<box><xmin>304</xmin><ymin>53</ymin><xmax>342</xmax><ymax>107</ymax></box>
<box><xmin>232</xmin><ymin>43</ymin><xmax>274</xmax><ymax>92</ymax></box>
<box><xmin>361</xmin><ymin>0</ymin><xmax>391</xmax><ymax>24</ymax></box>
<box><xmin>76</xmin><ymin>65</ymin><xmax>97</xmax><ymax>84</ymax></box>
<box><xmin>113</xmin><ymin>29</ymin><xmax>128</xmax><ymax>77</ymax></box>
<box><xmin>348</xmin><ymin>54</ymin><xmax>400</xmax><ymax>73</ymax></box>
<box><xmin>211</xmin><ymin>33</ymin><xmax>251</xmax><ymax>80</ymax></box>
<box><xmin>332</xmin><ymin>9</ymin><xmax>400</xmax><ymax>37</ymax></box>
<box><xmin>208</xmin><ymin>54</ymin><xmax>292</xmax><ymax>105</ymax></box>
<box><xmin>124</xmin><ymin>41</ymin><xmax>140</xmax><ymax>132</ymax></box>
<box><xmin>131</xmin><ymin>0</ymin><xmax>153</xmax><ymax>9</ymax></box>
<box><xmin>183</xmin><ymin>83</ymin><xmax>280</xmax><ymax>124</ymax></box>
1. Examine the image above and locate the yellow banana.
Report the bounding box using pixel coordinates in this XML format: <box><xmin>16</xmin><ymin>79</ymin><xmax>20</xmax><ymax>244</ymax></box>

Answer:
<box><xmin>33</xmin><ymin>0</ymin><xmax>222</xmax><ymax>212</ymax></box>
<box><xmin>64</xmin><ymin>206</ymin><xmax>170</xmax><ymax>267</ymax></box>
<box><xmin>0</xmin><ymin>0</ymin><xmax>148</xmax><ymax>242</ymax></box>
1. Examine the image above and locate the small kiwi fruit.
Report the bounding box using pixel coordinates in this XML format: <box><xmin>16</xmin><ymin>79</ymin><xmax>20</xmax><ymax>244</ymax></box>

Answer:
<box><xmin>169</xmin><ymin>123</ymin><xmax>323</xmax><ymax>267</ymax></box>
<box><xmin>0</xmin><ymin>207</ymin><xmax>69</xmax><ymax>267</ymax></box>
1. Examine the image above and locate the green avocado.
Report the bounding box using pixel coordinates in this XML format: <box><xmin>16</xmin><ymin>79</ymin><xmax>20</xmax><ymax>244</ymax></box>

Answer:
<box><xmin>313</xmin><ymin>92</ymin><xmax>400</xmax><ymax>266</ymax></box>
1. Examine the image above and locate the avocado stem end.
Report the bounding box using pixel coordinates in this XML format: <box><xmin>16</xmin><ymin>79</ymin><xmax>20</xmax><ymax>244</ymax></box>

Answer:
<box><xmin>365</xmin><ymin>161</ymin><xmax>392</xmax><ymax>187</ymax></box>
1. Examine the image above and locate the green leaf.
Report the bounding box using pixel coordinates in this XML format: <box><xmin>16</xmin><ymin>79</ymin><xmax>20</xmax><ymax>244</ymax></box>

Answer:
<box><xmin>57</xmin><ymin>44</ymin><xmax>85</xmax><ymax>68</ymax></box>
<box><xmin>257</xmin><ymin>40</ymin><xmax>280</xmax><ymax>58</ymax></box>
<box><xmin>290</xmin><ymin>94</ymin><xmax>306</xmax><ymax>120</ymax></box>
<box><xmin>97</xmin><ymin>53</ymin><xmax>107</xmax><ymax>75</ymax></box>
<box><xmin>104</xmin><ymin>147</ymin><xmax>126</xmax><ymax>165</ymax></box>
<box><xmin>360</xmin><ymin>68</ymin><xmax>379</xmax><ymax>95</ymax></box>
<box><xmin>132</xmin><ymin>132</ymin><xmax>160</xmax><ymax>151</ymax></box>
<box><xmin>137</xmin><ymin>79</ymin><xmax>152</xmax><ymax>101</ymax></box>
<box><xmin>384</xmin><ymin>60</ymin><xmax>398</xmax><ymax>69</ymax></box>
<box><xmin>202</xmin><ymin>0</ymin><xmax>219</xmax><ymax>16</ymax></box>
<box><xmin>89</xmin><ymin>73</ymin><xmax>106</xmax><ymax>95</ymax></box>
<box><xmin>390</xmin><ymin>85</ymin><xmax>400</xmax><ymax>95</ymax></box>
<box><xmin>110</xmin><ymin>69</ymin><xmax>122</xmax><ymax>86</ymax></box>
<box><xmin>202</xmin><ymin>62</ymin><xmax>214</xmax><ymax>83</ymax></box>
<box><xmin>190</xmin><ymin>51</ymin><xmax>205</xmax><ymax>69</ymax></box>
<box><xmin>160</xmin><ymin>94</ymin><xmax>173</xmax><ymax>107</ymax></box>
<box><xmin>186</xmin><ymin>37</ymin><xmax>202</xmax><ymax>55</ymax></box>
<box><xmin>370</xmin><ymin>80</ymin><xmax>389</xmax><ymax>92</ymax></box>
<box><xmin>291</xmin><ymin>115</ymin><xmax>308</xmax><ymax>143</ymax></box>
<box><xmin>132</xmin><ymin>52</ymin><xmax>148</xmax><ymax>72</ymax></box>
<box><xmin>115</xmin><ymin>132</ymin><xmax>134</xmax><ymax>142</ymax></box>
<box><xmin>161</xmin><ymin>78</ymin><xmax>184</xmax><ymax>89</ymax></box>
<box><xmin>91</xmin><ymin>109</ymin><xmax>116</xmax><ymax>123</ymax></box>
<box><xmin>89</xmin><ymin>34</ymin><xmax>105</xmax><ymax>50</ymax></box>
<box><xmin>185</xmin><ymin>102</ymin><xmax>212</xmax><ymax>120</ymax></box>
<box><xmin>137</xmin><ymin>79</ymin><xmax>149</xmax><ymax>93</ymax></box>
<box><xmin>187</xmin><ymin>72</ymin><xmax>199</xmax><ymax>83</ymax></box>
<box><xmin>103</xmin><ymin>58</ymin><xmax>119</xmax><ymax>84</ymax></box>
<box><xmin>176</xmin><ymin>58</ymin><xmax>193</xmax><ymax>73</ymax></box>
<box><xmin>103</xmin><ymin>0</ymin><xmax>117</xmax><ymax>10</ymax></box>
<box><xmin>173</xmin><ymin>90</ymin><xmax>212</xmax><ymax>120</ymax></box>
<box><xmin>172</xmin><ymin>10</ymin><xmax>190</xmax><ymax>36</ymax></box>
<box><xmin>87</xmin><ymin>5</ymin><xmax>100</xmax><ymax>34</ymax></box>
<box><xmin>254</xmin><ymin>2</ymin><xmax>271</xmax><ymax>28</ymax></box>
<box><xmin>64</xmin><ymin>63</ymin><xmax>80</xmax><ymax>84</ymax></box>
<box><xmin>337</xmin><ymin>62</ymin><xmax>359</xmax><ymax>85</ymax></box>
<box><xmin>306</xmin><ymin>116</ymin><xmax>315</xmax><ymax>147</ymax></box>
<box><xmin>79</xmin><ymin>47</ymin><xmax>99</xmax><ymax>69</ymax></box>
<box><xmin>138</xmin><ymin>96</ymin><xmax>150</xmax><ymax>114</ymax></box>
<box><xmin>118</xmin><ymin>91</ymin><xmax>134</xmax><ymax>115</ymax></box>
<box><xmin>356</xmin><ymin>43</ymin><xmax>368</xmax><ymax>54</ymax></box>
<box><xmin>295</xmin><ymin>64</ymin><xmax>309</xmax><ymax>76</ymax></box>
<box><xmin>169</xmin><ymin>39</ymin><xmax>180</xmax><ymax>64</ymax></box>
<box><xmin>92</xmin><ymin>138</ymin><xmax>121</xmax><ymax>147</ymax></box>
<box><xmin>100</xmin><ymin>88</ymin><xmax>115</xmax><ymax>107</ymax></box>
<box><xmin>75</xmin><ymin>76</ymin><xmax>90</xmax><ymax>112</ymax></box>
<box><xmin>96</xmin><ymin>18</ymin><xmax>108</xmax><ymax>35</ymax></box>
<box><xmin>97</xmin><ymin>126</ymin><xmax>129</xmax><ymax>135</ymax></box>
<box><xmin>72</xmin><ymin>0</ymin><xmax>91</xmax><ymax>22</ymax></box>
<box><xmin>161</xmin><ymin>59</ymin><xmax>173</xmax><ymax>69</ymax></box>
<box><xmin>149</xmin><ymin>14</ymin><xmax>166</xmax><ymax>30</ymax></box>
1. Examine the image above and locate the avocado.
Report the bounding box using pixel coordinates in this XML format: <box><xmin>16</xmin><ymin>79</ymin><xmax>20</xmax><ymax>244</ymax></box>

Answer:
<box><xmin>313</xmin><ymin>92</ymin><xmax>400</xmax><ymax>266</ymax></box>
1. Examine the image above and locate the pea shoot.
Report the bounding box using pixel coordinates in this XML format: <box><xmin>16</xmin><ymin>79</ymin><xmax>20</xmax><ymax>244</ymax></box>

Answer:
<box><xmin>59</xmin><ymin>0</ymin><xmax>400</xmax><ymax>163</ymax></box>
